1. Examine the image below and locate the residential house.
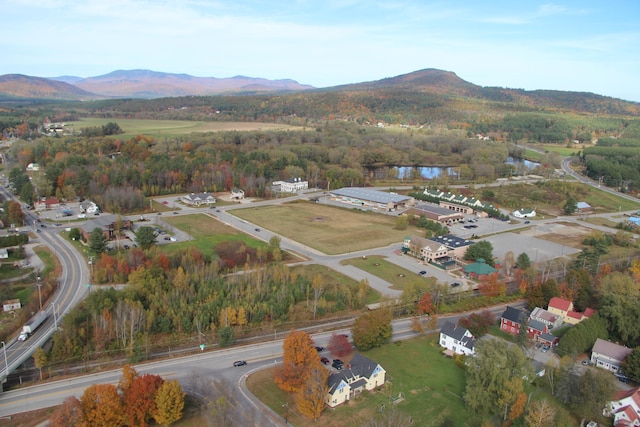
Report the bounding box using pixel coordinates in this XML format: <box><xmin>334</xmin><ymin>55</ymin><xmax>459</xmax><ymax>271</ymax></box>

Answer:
<box><xmin>512</xmin><ymin>208</ymin><xmax>536</xmax><ymax>218</ymax></box>
<box><xmin>34</xmin><ymin>197</ymin><xmax>61</xmax><ymax>211</ymax></box>
<box><xmin>527</xmin><ymin>319</ymin><xmax>549</xmax><ymax>340</ymax></box>
<box><xmin>463</xmin><ymin>258</ymin><xmax>497</xmax><ymax>279</ymax></box>
<box><xmin>273</xmin><ymin>177</ymin><xmax>308</xmax><ymax>193</ymax></box>
<box><xmin>325</xmin><ymin>353</ymin><xmax>386</xmax><ymax>408</ymax></box>
<box><xmin>500</xmin><ymin>306</ymin><xmax>525</xmax><ymax>335</ymax></box>
<box><xmin>231</xmin><ymin>188</ymin><xmax>245</xmax><ymax>200</ymax></box>
<box><xmin>26</xmin><ymin>163</ymin><xmax>40</xmax><ymax>171</ymax></box>
<box><xmin>439</xmin><ymin>321</ymin><xmax>476</xmax><ymax>356</ymax></box>
<box><xmin>2</xmin><ymin>299</ymin><xmax>21</xmax><ymax>312</ymax></box>
<box><xmin>577</xmin><ymin>201</ymin><xmax>592</xmax><ymax>213</ymax></box>
<box><xmin>538</xmin><ymin>332</ymin><xmax>559</xmax><ymax>347</ymax></box>
<box><xmin>80</xmin><ymin>200</ymin><xmax>100</xmax><ymax>214</ymax></box>
<box><xmin>529</xmin><ymin>307</ymin><xmax>562</xmax><ymax>330</ymax></box>
<box><xmin>547</xmin><ymin>297</ymin><xmax>595</xmax><ymax>324</ymax></box>
<box><xmin>604</xmin><ymin>387</ymin><xmax>640</xmax><ymax>427</ymax></box>
<box><xmin>181</xmin><ymin>192</ymin><xmax>216</xmax><ymax>206</ymax></box>
<box><xmin>0</xmin><ymin>248</ymin><xmax>8</xmax><ymax>259</ymax></box>
<box><xmin>591</xmin><ymin>338</ymin><xmax>633</xmax><ymax>374</ymax></box>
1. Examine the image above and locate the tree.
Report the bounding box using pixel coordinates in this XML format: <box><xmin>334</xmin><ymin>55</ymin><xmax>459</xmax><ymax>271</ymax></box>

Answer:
<box><xmin>274</xmin><ymin>329</ymin><xmax>320</xmax><ymax>393</ymax></box>
<box><xmin>464</xmin><ymin>340</ymin><xmax>532</xmax><ymax>417</ymax></box>
<box><xmin>394</xmin><ymin>215</ymin><xmax>408</xmax><ymax>230</ymax></box>
<box><xmin>7</xmin><ymin>201</ymin><xmax>25</xmax><ymax>226</ymax></box>
<box><xmin>80</xmin><ymin>383</ymin><xmax>125</xmax><ymax>427</ymax></box>
<box><xmin>352</xmin><ymin>309</ymin><xmax>392</xmax><ymax>351</ymax></box>
<box><xmin>124</xmin><ymin>374</ymin><xmax>164</xmax><ymax>427</ymax></box>
<box><xmin>563</xmin><ymin>196</ymin><xmax>577</xmax><ymax>214</ymax></box>
<box><xmin>69</xmin><ymin>227</ymin><xmax>81</xmax><ymax>241</ymax></box>
<box><xmin>89</xmin><ymin>228</ymin><xmax>108</xmax><ymax>254</ymax></box>
<box><xmin>296</xmin><ymin>364</ymin><xmax>328</xmax><ymax>420</ymax></box>
<box><xmin>49</xmin><ymin>396</ymin><xmax>83</xmax><ymax>427</ymax></box>
<box><xmin>135</xmin><ymin>226</ymin><xmax>157</xmax><ymax>250</ymax></box>
<box><xmin>568</xmin><ymin>368</ymin><xmax>616</xmax><ymax>421</ymax></box>
<box><xmin>328</xmin><ymin>332</ymin><xmax>353</xmax><ymax>357</ymax></box>
<box><xmin>365</xmin><ymin>406</ymin><xmax>413</xmax><ymax>427</ymax></box>
<box><xmin>464</xmin><ymin>240</ymin><xmax>495</xmax><ymax>266</ymax></box>
<box><xmin>119</xmin><ymin>364</ymin><xmax>138</xmax><ymax>392</ymax></box>
<box><xmin>154</xmin><ymin>379</ymin><xmax>186</xmax><ymax>426</ymax></box>
<box><xmin>516</xmin><ymin>252</ymin><xmax>531</xmax><ymax>269</ymax></box>
<box><xmin>509</xmin><ymin>392</ymin><xmax>527</xmax><ymax>421</ymax></box>
<box><xmin>218</xmin><ymin>326</ymin><xmax>235</xmax><ymax>347</ymax></box>
<box><xmin>622</xmin><ymin>347</ymin><xmax>640</xmax><ymax>383</ymax></box>
<box><xmin>525</xmin><ymin>399</ymin><xmax>556</xmax><ymax>427</ymax></box>
<box><xmin>33</xmin><ymin>346</ymin><xmax>47</xmax><ymax>381</ymax></box>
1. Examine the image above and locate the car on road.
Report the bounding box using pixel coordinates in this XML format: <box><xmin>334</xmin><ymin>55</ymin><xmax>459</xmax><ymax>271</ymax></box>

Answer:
<box><xmin>542</xmin><ymin>345</ymin><xmax>550</xmax><ymax>353</ymax></box>
<box><xmin>524</xmin><ymin>220</ymin><xmax>531</xmax><ymax>224</ymax></box>
<box><xmin>216</xmin><ymin>209</ymin><xmax>221</xmax><ymax>213</ymax></box>
<box><xmin>164</xmin><ymin>237</ymin><xmax>170</xmax><ymax>241</ymax></box>
<box><xmin>315</xmin><ymin>346</ymin><xmax>325</xmax><ymax>352</ymax></box>
<box><xmin>450</xmin><ymin>282</ymin><xmax>461</xmax><ymax>287</ymax></box>
<box><xmin>418</xmin><ymin>270</ymin><xmax>427</xmax><ymax>275</ymax></box>
<box><xmin>233</xmin><ymin>360</ymin><xmax>247</xmax><ymax>367</ymax></box>
<box><xmin>255</xmin><ymin>228</ymin><xmax>260</xmax><ymax>232</ymax></box>
<box><xmin>173</xmin><ymin>211</ymin><xmax>178</xmax><ymax>215</ymax></box>
<box><xmin>320</xmin><ymin>357</ymin><xmax>330</xmax><ymax>365</ymax></box>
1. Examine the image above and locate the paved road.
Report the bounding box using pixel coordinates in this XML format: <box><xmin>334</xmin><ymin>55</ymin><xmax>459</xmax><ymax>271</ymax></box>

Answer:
<box><xmin>0</xmin><ymin>301</ymin><xmax>525</xmax><ymax>420</ymax></box>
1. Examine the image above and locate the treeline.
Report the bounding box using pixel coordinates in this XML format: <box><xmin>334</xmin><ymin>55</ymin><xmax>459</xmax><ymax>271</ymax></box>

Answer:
<box><xmin>49</xmin><ymin>252</ymin><xmax>371</xmax><ymax>364</ymax></box>
<box><xmin>582</xmin><ymin>141</ymin><xmax>640</xmax><ymax>191</ymax></box>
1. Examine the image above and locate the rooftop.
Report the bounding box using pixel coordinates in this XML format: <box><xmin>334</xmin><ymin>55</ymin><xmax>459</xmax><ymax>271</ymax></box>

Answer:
<box><xmin>331</xmin><ymin>187</ymin><xmax>413</xmax><ymax>204</ymax></box>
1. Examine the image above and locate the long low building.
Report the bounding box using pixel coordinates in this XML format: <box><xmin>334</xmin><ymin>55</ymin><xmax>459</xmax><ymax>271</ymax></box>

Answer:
<box><xmin>330</xmin><ymin>187</ymin><xmax>415</xmax><ymax>212</ymax></box>
<box><xmin>403</xmin><ymin>234</ymin><xmax>474</xmax><ymax>264</ymax></box>
<box><xmin>406</xmin><ymin>203</ymin><xmax>464</xmax><ymax>225</ymax></box>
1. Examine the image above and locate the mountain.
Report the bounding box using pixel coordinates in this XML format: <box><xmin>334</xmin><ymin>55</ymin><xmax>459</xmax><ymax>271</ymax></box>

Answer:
<box><xmin>69</xmin><ymin>69</ymin><xmax>315</xmax><ymax>98</ymax></box>
<box><xmin>0</xmin><ymin>74</ymin><xmax>97</xmax><ymax>100</ymax></box>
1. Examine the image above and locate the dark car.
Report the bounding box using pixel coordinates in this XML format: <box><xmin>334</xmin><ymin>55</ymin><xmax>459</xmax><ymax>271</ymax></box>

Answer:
<box><xmin>320</xmin><ymin>357</ymin><xmax>330</xmax><ymax>365</ymax></box>
<box><xmin>233</xmin><ymin>360</ymin><xmax>247</xmax><ymax>367</ymax></box>
<box><xmin>332</xmin><ymin>360</ymin><xmax>343</xmax><ymax>370</ymax></box>
<box><xmin>524</xmin><ymin>220</ymin><xmax>531</xmax><ymax>224</ymax></box>
<box><xmin>315</xmin><ymin>346</ymin><xmax>325</xmax><ymax>352</ymax></box>
<box><xmin>450</xmin><ymin>282</ymin><xmax>461</xmax><ymax>287</ymax></box>
<box><xmin>255</xmin><ymin>228</ymin><xmax>261</xmax><ymax>232</ymax></box>
<box><xmin>418</xmin><ymin>270</ymin><xmax>427</xmax><ymax>275</ymax></box>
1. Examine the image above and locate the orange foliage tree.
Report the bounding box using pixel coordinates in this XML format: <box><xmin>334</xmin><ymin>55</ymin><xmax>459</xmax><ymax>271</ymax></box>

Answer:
<box><xmin>274</xmin><ymin>329</ymin><xmax>320</xmax><ymax>393</ymax></box>
<box><xmin>124</xmin><ymin>374</ymin><xmax>165</xmax><ymax>427</ymax></box>
<box><xmin>48</xmin><ymin>396</ymin><xmax>83</xmax><ymax>427</ymax></box>
<box><xmin>296</xmin><ymin>364</ymin><xmax>328</xmax><ymax>420</ymax></box>
<box><xmin>80</xmin><ymin>383</ymin><xmax>125</xmax><ymax>427</ymax></box>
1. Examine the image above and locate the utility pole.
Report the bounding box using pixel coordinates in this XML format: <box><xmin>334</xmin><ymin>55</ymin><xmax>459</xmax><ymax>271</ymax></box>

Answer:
<box><xmin>36</xmin><ymin>275</ymin><xmax>42</xmax><ymax>310</ymax></box>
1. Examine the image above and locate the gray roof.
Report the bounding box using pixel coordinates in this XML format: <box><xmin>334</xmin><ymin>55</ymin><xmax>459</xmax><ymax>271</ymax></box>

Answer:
<box><xmin>501</xmin><ymin>306</ymin><xmax>525</xmax><ymax>323</ymax></box>
<box><xmin>430</xmin><ymin>234</ymin><xmax>474</xmax><ymax>249</ymax></box>
<box><xmin>331</xmin><ymin>187</ymin><xmax>413</xmax><ymax>204</ymax></box>
<box><xmin>592</xmin><ymin>338</ymin><xmax>633</xmax><ymax>361</ymax></box>
<box><xmin>413</xmin><ymin>203</ymin><xmax>458</xmax><ymax>216</ymax></box>
<box><xmin>327</xmin><ymin>353</ymin><xmax>382</xmax><ymax>393</ymax></box>
<box><xmin>528</xmin><ymin>319</ymin><xmax>547</xmax><ymax>332</ymax></box>
<box><xmin>80</xmin><ymin>214</ymin><xmax>120</xmax><ymax>233</ymax></box>
<box><xmin>441</xmin><ymin>321</ymin><xmax>476</xmax><ymax>350</ymax></box>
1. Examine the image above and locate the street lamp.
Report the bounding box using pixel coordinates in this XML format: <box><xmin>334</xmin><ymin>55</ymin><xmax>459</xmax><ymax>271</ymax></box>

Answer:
<box><xmin>36</xmin><ymin>276</ymin><xmax>42</xmax><ymax>310</ymax></box>
<box><xmin>52</xmin><ymin>302</ymin><xmax>58</xmax><ymax>330</ymax></box>
<box><xmin>1</xmin><ymin>341</ymin><xmax>7</xmax><ymax>373</ymax></box>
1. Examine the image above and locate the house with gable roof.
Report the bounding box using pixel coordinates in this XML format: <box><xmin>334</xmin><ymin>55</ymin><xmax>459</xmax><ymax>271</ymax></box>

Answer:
<box><xmin>439</xmin><ymin>321</ymin><xmax>476</xmax><ymax>356</ymax></box>
<box><xmin>527</xmin><ymin>319</ymin><xmax>549</xmax><ymax>340</ymax></box>
<box><xmin>513</xmin><ymin>208</ymin><xmax>536</xmax><ymax>218</ymax></box>
<box><xmin>181</xmin><ymin>192</ymin><xmax>216</xmax><ymax>206</ymax></box>
<box><xmin>604</xmin><ymin>387</ymin><xmax>640</xmax><ymax>426</ymax></box>
<box><xmin>529</xmin><ymin>307</ymin><xmax>562</xmax><ymax>330</ymax></box>
<box><xmin>463</xmin><ymin>258</ymin><xmax>497</xmax><ymax>279</ymax></box>
<box><xmin>591</xmin><ymin>338</ymin><xmax>633</xmax><ymax>374</ymax></box>
<box><xmin>547</xmin><ymin>297</ymin><xmax>595</xmax><ymax>324</ymax></box>
<box><xmin>325</xmin><ymin>353</ymin><xmax>386</xmax><ymax>408</ymax></box>
<box><xmin>500</xmin><ymin>306</ymin><xmax>525</xmax><ymax>335</ymax></box>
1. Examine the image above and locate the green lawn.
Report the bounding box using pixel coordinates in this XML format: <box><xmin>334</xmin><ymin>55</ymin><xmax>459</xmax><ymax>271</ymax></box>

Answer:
<box><xmin>247</xmin><ymin>334</ymin><xmax>470</xmax><ymax>427</ymax></box>
<box><xmin>341</xmin><ymin>255</ymin><xmax>437</xmax><ymax>291</ymax></box>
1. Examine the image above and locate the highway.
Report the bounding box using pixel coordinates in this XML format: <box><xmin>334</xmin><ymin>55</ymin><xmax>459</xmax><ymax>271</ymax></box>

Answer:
<box><xmin>0</xmin><ymin>301</ymin><xmax>524</xmax><ymax>420</ymax></box>
<box><xmin>0</xmin><ymin>185</ymin><xmax>90</xmax><ymax>388</ymax></box>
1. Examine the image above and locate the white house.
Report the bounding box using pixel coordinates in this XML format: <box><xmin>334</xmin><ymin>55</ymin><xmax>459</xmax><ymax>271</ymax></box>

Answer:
<box><xmin>512</xmin><ymin>208</ymin><xmax>536</xmax><ymax>218</ymax></box>
<box><xmin>325</xmin><ymin>353</ymin><xmax>386</xmax><ymax>408</ymax></box>
<box><xmin>180</xmin><ymin>192</ymin><xmax>216</xmax><ymax>206</ymax></box>
<box><xmin>0</xmin><ymin>248</ymin><xmax>8</xmax><ymax>259</ymax></box>
<box><xmin>80</xmin><ymin>201</ymin><xmax>100</xmax><ymax>214</ymax></box>
<box><xmin>273</xmin><ymin>178</ymin><xmax>308</xmax><ymax>193</ymax></box>
<box><xmin>439</xmin><ymin>321</ymin><xmax>476</xmax><ymax>356</ymax></box>
<box><xmin>604</xmin><ymin>387</ymin><xmax>640</xmax><ymax>426</ymax></box>
<box><xmin>591</xmin><ymin>338</ymin><xmax>633</xmax><ymax>374</ymax></box>
<box><xmin>26</xmin><ymin>163</ymin><xmax>40</xmax><ymax>171</ymax></box>
<box><xmin>231</xmin><ymin>188</ymin><xmax>245</xmax><ymax>200</ymax></box>
<box><xmin>2</xmin><ymin>299</ymin><xmax>21</xmax><ymax>312</ymax></box>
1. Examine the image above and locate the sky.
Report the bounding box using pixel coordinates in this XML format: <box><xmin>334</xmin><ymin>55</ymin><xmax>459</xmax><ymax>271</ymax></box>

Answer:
<box><xmin>2</xmin><ymin>0</ymin><xmax>640</xmax><ymax>102</ymax></box>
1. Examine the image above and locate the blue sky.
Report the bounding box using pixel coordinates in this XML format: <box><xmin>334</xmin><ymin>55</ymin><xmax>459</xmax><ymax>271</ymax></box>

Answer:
<box><xmin>2</xmin><ymin>0</ymin><xmax>640</xmax><ymax>101</ymax></box>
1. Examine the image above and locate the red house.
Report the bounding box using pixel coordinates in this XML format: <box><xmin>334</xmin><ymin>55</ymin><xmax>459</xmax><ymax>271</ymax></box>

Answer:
<box><xmin>500</xmin><ymin>306</ymin><xmax>525</xmax><ymax>335</ymax></box>
<box><xmin>527</xmin><ymin>319</ymin><xmax>549</xmax><ymax>340</ymax></box>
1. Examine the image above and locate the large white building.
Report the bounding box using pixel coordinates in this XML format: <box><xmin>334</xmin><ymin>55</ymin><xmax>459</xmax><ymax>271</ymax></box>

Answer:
<box><xmin>273</xmin><ymin>177</ymin><xmax>308</xmax><ymax>192</ymax></box>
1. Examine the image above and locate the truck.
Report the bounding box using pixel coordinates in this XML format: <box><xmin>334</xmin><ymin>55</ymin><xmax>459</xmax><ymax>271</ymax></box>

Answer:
<box><xmin>18</xmin><ymin>311</ymin><xmax>47</xmax><ymax>341</ymax></box>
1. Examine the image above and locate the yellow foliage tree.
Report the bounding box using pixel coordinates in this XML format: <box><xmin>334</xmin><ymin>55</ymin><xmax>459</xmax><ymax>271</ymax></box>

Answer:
<box><xmin>154</xmin><ymin>379</ymin><xmax>186</xmax><ymax>426</ymax></box>
<box><xmin>274</xmin><ymin>329</ymin><xmax>319</xmax><ymax>393</ymax></box>
<box><xmin>296</xmin><ymin>364</ymin><xmax>328</xmax><ymax>420</ymax></box>
<box><xmin>80</xmin><ymin>384</ymin><xmax>125</xmax><ymax>427</ymax></box>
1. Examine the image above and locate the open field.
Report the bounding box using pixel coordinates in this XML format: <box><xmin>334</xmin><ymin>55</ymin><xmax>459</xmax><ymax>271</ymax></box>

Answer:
<box><xmin>231</xmin><ymin>202</ymin><xmax>421</xmax><ymax>255</ymax></box>
<box><xmin>67</xmin><ymin>118</ymin><xmax>303</xmax><ymax>138</ymax></box>
<box><xmin>248</xmin><ymin>334</ymin><xmax>470</xmax><ymax>427</ymax></box>
<box><xmin>341</xmin><ymin>255</ymin><xmax>437</xmax><ymax>291</ymax></box>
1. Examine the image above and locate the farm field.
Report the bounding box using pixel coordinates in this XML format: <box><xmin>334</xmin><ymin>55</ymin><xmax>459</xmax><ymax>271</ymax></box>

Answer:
<box><xmin>66</xmin><ymin>118</ymin><xmax>303</xmax><ymax>138</ymax></box>
<box><xmin>247</xmin><ymin>334</ymin><xmax>470</xmax><ymax>427</ymax></box>
<box><xmin>231</xmin><ymin>202</ymin><xmax>422</xmax><ymax>255</ymax></box>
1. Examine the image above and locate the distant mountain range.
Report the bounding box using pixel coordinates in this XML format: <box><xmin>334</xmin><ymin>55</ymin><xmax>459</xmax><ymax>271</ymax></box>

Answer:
<box><xmin>0</xmin><ymin>68</ymin><xmax>637</xmax><ymax>116</ymax></box>
<box><xmin>0</xmin><ymin>69</ymin><xmax>314</xmax><ymax>99</ymax></box>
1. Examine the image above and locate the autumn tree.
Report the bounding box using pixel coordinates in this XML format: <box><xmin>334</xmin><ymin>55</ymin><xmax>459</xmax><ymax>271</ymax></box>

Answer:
<box><xmin>352</xmin><ymin>308</ymin><xmax>392</xmax><ymax>351</ymax></box>
<box><xmin>80</xmin><ymin>383</ymin><xmax>125</xmax><ymax>427</ymax></box>
<box><xmin>525</xmin><ymin>399</ymin><xmax>556</xmax><ymax>427</ymax></box>
<box><xmin>49</xmin><ymin>396</ymin><xmax>83</xmax><ymax>427</ymax></box>
<box><xmin>119</xmin><ymin>364</ymin><xmax>138</xmax><ymax>392</ymax></box>
<box><xmin>125</xmin><ymin>373</ymin><xmax>164</xmax><ymax>427</ymax></box>
<box><xmin>328</xmin><ymin>332</ymin><xmax>353</xmax><ymax>357</ymax></box>
<box><xmin>33</xmin><ymin>346</ymin><xmax>47</xmax><ymax>381</ymax></box>
<box><xmin>509</xmin><ymin>392</ymin><xmax>527</xmax><ymax>421</ymax></box>
<box><xmin>296</xmin><ymin>364</ymin><xmax>328</xmax><ymax>420</ymax></box>
<box><xmin>274</xmin><ymin>329</ymin><xmax>320</xmax><ymax>393</ymax></box>
<box><xmin>154</xmin><ymin>379</ymin><xmax>186</xmax><ymax>426</ymax></box>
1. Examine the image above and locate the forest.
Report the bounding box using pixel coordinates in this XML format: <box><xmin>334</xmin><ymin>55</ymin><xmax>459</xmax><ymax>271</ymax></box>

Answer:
<box><xmin>581</xmin><ymin>138</ymin><xmax>640</xmax><ymax>190</ymax></box>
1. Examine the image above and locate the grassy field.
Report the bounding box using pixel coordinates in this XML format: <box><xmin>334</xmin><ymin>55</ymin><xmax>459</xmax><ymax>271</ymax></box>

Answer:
<box><xmin>231</xmin><ymin>202</ymin><xmax>421</xmax><ymax>255</ymax></box>
<box><xmin>292</xmin><ymin>264</ymin><xmax>381</xmax><ymax>304</ymax></box>
<box><xmin>247</xmin><ymin>334</ymin><xmax>469</xmax><ymax>427</ymax></box>
<box><xmin>341</xmin><ymin>255</ymin><xmax>437</xmax><ymax>291</ymax></box>
<box><xmin>67</xmin><ymin>118</ymin><xmax>302</xmax><ymax>138</ymax></box>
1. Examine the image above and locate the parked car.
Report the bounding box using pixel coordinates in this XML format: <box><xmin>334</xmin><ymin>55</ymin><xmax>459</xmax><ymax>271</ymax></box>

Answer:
<box><xmin>255</xmin><ymin>228</ymin><xmax>261</xmax><ymax>232</ymax></box>
<box><xmin>233</xmin><ymin>360</ymin><xmax>247</xmax><ymax>367</ymax></box>
<box><xmin>581</xmin><ymin>359</ymin><xmax>589</xmax><ymax>365</ymax></box>
<box><xmin>542</xmin><ymin>346</ymin><xmax>550</xmax><ymax>353</ymax></box>
<box><xmin>332</xmin><ymin>360</ymin><xmax>343</xmax><ymax>370</ymax></box>
<box><xmin>524</xmin><ymin>220</ymin><xmax>531</xmax><ymax>224</ymax></box>
<box><xmin>315</xmin><ymin>346</ymin><xmax>325</xmax><ymax>352</ymax></box>
<box><xmin>320</xmin><ymin>357</ymin><xmax>330</xmax><ymax>365</ymax></box>
<box><xmin>450</xmin><ymin>282</ymin><xmax>461</xmax><ymax>287</ymax></box>
<box><xmin>418</xmin><ymin>270</ymin><xmax>427</xmax><ymax>275</ymax></box>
